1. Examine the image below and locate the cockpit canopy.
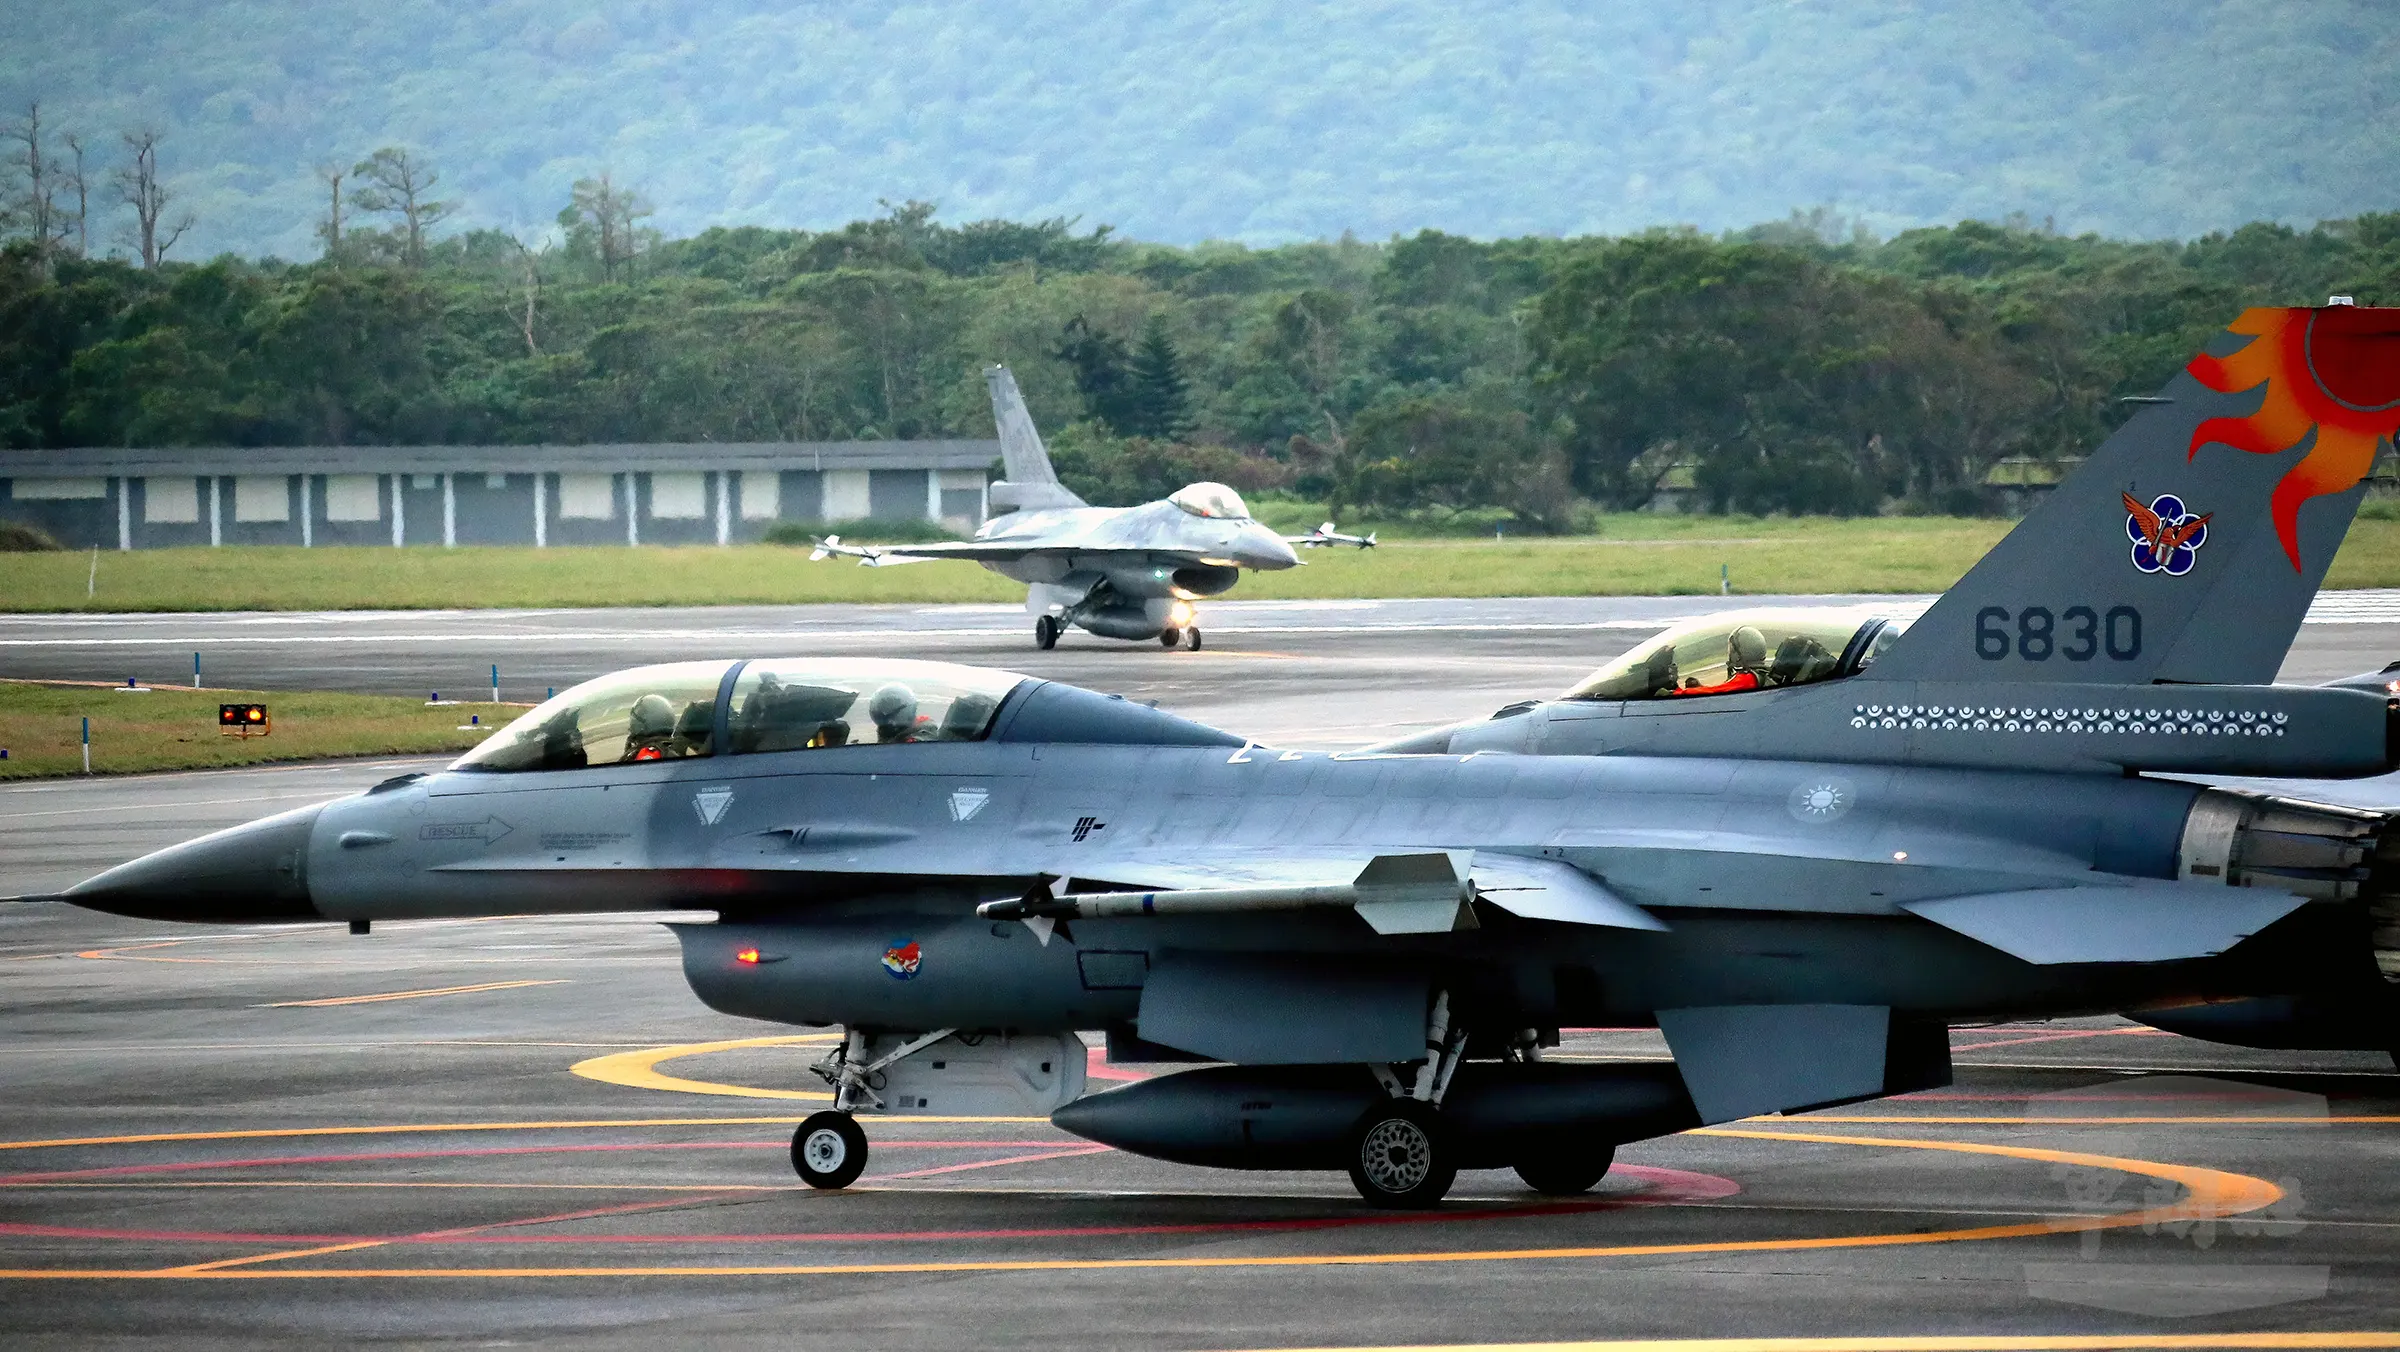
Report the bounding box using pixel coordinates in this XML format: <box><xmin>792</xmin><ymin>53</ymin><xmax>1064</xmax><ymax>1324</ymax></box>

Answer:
<box><xmin>1168</xmin><ymin>481</ymin><xmax>1251</xmax><ymax>520</ymax></box>
<box><xmin>1560</xmin><ymin>608</ymin><xmax>1906</xmax><ymax>702</ymax></box>
<box><xmin>452</xmin><ymin>659</ymin><xmax>1024</xmax><ymax>772</ymax></box>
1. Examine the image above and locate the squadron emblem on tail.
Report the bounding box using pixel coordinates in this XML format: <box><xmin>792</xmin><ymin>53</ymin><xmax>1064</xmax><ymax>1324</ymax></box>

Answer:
<box><xmin>2123</xmin><ymin>492</ymin><xmax>2212</xmax><ymax>575</ymax></box>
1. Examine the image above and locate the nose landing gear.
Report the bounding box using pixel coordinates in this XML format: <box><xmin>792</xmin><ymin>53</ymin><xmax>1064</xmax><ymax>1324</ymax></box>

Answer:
<box><xmin>1034</xmin><ymin>615</ymin><xmax>1061</xmax><ymax>650</ymax></box>
<box><xmin>795</xmin><ymin>1027</ymin><xmax>956</xmax><ymax>1190</ymax></box>
<box><xmin>792</xmin><ymin>1110</ymin><xmax>868</xmax><ymax>1189</ymax></box>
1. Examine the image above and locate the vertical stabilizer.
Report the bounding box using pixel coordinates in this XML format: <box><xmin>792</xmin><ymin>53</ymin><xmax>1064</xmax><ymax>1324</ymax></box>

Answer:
<box><xmin>1870</xmin><ymin>305</ymin><xmax>2400</xmax><ymax>686</ymax></box>
<box><xmin>985</xmin><ymin>365</ymin><xmax>1086</xmax><ymax>512</ymax></box>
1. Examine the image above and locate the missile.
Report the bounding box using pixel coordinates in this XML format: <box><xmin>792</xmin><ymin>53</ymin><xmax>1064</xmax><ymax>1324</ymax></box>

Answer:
<box><xmin>978</xmin><ymin>851</ymin><xmax>1478</xmax><ymax>934</ymax></box>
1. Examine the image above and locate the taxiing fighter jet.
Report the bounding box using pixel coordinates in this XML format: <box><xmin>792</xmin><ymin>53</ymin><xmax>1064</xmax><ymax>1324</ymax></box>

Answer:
<box><xmin>812</xmin><ymin>366</ymin><xmax>1369</xmax><ymax>650</ymax></box>
<box><xmin>45</xmin><ymin>303</ymin><xmax>2400</xmax><ymax>1210</ymax></box>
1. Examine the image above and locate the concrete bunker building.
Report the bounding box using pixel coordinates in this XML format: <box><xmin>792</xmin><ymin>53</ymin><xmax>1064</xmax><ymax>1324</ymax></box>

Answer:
<box><xmin>0</xmin><ymin>441</ymin><xmax>998</xmax><ymax>549</ymax></box>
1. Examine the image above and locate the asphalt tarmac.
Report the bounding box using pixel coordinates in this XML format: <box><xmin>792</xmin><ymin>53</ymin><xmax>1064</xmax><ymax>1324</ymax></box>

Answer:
<box><xmin>7</xmin><ymin>590</ymin><xmax>2400</xmax><ymax>754</ymax></box>
<box><xmin>7</xmin><ymin>596</ymin><xmax>2400</xmax><ymax>1348</ymax></box>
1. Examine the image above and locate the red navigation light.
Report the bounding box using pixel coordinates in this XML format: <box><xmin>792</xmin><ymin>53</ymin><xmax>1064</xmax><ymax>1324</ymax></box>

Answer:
<box><xmin>735</xmin><ymin>948</ymin><xmax>761</xmax><ymax>964</ymax></box>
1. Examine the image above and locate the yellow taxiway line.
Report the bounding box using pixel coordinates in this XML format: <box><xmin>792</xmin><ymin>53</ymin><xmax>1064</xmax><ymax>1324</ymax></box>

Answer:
<box><xmin>260</xmin><ymin>979</ymin><xmax>571</xmax><ymax>1008</ymax></box>
<box><xmin>0</xmin><ymin>1128</ymin><xmax>2281</xmax><ymax>1279</ymax></box>
<box><xmin>567</xmin><ymin>1033</ymin><xmax>838</xmax><ymax>1100</ymax></box>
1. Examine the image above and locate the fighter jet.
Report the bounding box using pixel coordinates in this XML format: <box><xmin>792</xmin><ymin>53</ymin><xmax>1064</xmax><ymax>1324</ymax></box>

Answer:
<box><xmin>44</xmin><ymin>303</ymin><xmax>2400</xmax><ymax>1210</ymax></box>
<box><xmin>811</xmin><ymin>366</ymin><xmax>1370</xmax><ymax>650</ymax></box>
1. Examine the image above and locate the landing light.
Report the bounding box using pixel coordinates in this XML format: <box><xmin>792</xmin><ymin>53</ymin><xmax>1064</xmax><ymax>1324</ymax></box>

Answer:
<box><xmin>1169</xmin><ymin>601</ymin><xmax>1195</xmax><ymax>626</ymax></box>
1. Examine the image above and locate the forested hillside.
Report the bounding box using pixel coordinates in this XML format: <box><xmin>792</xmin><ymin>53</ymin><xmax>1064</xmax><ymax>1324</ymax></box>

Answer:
<box><xmin>8</xmin><ymin>203</ymin><xmax>2400</xmax><ymax>523</ymax></box>
<box><xmin>1</xmin><ymin>1</ymin><xmax>2395</xmax><ymax>259</ymax></box>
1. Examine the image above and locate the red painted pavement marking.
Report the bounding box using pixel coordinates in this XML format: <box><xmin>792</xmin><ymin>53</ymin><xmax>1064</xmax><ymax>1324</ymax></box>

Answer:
<box><xmin>0</xmin><ymin>1165</ymin><xmax>1739</xmax><ymax>1250</ymax></box>
<box><xmin>0</xmin><ymin>1140</ymin><xmax>1069</xmax><ymax>1186</ymax></box>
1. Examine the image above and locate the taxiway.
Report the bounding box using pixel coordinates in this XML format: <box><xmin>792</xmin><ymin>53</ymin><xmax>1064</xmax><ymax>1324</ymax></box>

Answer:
<box><xmin>6</xmin><ymin>596</ymin><xmax>2400</xmax><ymax>1347</ymax></box>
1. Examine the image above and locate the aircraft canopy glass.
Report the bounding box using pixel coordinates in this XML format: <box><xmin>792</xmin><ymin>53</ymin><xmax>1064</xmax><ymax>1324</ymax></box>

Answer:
<box><xmin>1169</xmin><ymin>482</ymin><xmax>1251</xmax><ymax>520</ymax></box>
<box><xmin>1560</xmin><ymin>609</ymin><xmax>1904</xmax><ymax>702</ymax></box>
<box><xmin>454</xmin><ymin>661</ymin><xmax>735</xmax><ymax>772</ymax></box>
<box><xmin>726</xmin><ymin>658</ymin><xmax>1022</xmax><ymax>753</ymax></box>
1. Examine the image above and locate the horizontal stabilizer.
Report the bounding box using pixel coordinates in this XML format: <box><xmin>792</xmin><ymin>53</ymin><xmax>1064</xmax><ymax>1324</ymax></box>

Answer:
<box><xmin>1903</xmin><ymin>886</ymin><xmax>2308</xmax><ymax>965</ymax></box>
<box><xmin>1471</xmin><ymin>855</ymin><xmax>1667</xmax><ymax>931</ymax></box>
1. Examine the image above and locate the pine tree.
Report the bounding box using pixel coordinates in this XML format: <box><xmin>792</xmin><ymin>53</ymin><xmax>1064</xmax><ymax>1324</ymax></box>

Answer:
<box><xmin>1128</xmin><ymin>313</ymin><xmax>1193</xmax><ymax>441</ymax></box>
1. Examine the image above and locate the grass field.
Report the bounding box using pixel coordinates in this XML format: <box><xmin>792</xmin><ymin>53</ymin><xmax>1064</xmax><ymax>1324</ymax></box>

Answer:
<box><xmin>0</xmin><ymin>681</ymin><xmax>517</xmax><ymax>779</ymax></box>
<box><xmin>5</xmin><ymin>515</ymin><xmax>2400</xmax><ymax>612</ymax></box>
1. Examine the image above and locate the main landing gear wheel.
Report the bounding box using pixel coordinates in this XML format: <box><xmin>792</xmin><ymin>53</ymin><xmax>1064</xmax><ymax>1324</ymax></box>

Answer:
<box><xmin>1346</xmin><ymin>1099</ymin><xmax>1455</xmax><ymax>1209</ymax></box>
<box><xmin>1187</xmin><ymin>627</ymin><xmax>1203</xmax><ymax>651</ymax></box>
<box><xmin>1159</xmin><ymin>626</ymin><xmax>1182</xmax><ymax>648</ymax></box>
<box><xmin>1034</xmin><ymin>615</ymin><xmax>1060</xmax><ymax>650</ymax></box>
<box><xmin>1513</xmin><ymin>1142</ymin><xmax>1615</xmax><ymax>1195</ymax></box>
<box><xmin>792</xmin><ymin>1110</ymin><xmax>868</xmax><ymax>1190</ymax></box>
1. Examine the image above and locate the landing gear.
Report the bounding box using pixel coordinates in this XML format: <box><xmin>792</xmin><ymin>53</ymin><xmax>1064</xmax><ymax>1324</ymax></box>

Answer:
<box><xmin>1034</xmin><ymin>615</ymin><xmax>1060</xmax><ymax>650</ymax></box>
<box><xmin>1513</xmin><ymin>1142</ymin><xmax>1615</xmax><ymax>1195</ymax></box>
<box><xmin>1346</xmin><ymin>1098</ymin><xmax>1455</xmax><ymax>1208</ymax></box>
<box><xmin>792</xmin><ymin>1110</ymin><xmax>868</xmax><ymax>1189</ymax></box>
<box><xmin>1187</xmin><ymin>627</ymin><xmax>1203</xmax><ymax>651</ymax></box>
<box><xmin>1159</xmin><ymin>626</ymin><xmax>1182</xmax><ymax>648</ymax></box>
<box><xmin>1345</xmin><ymin>989</ymin><xmax>1465</xmax><ymax>1209</ymax></box>
<box><xmin>798</xmin><ymin>1026</ymin><xmax>956</xmax><ymax>1190</ymax></box>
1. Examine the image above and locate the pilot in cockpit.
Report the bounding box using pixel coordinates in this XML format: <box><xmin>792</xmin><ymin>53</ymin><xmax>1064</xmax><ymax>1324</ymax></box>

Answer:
<box><xmin>1676</xmin><ymin>625</ymin><xmax>1768</xmax><ymax>696</ymax></box>
<box><xmin>868</xmin><ymin>684</ymin><xmax>922</xmax><ymax>743</ymax></box>
<box><xmin>623</xmin><ymin>694</ymin><xmax>682</xmax><ymax>760</ymax></box>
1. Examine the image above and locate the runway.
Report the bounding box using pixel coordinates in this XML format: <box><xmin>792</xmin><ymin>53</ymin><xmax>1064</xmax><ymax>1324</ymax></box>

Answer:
<box><xmin>6</xmin><ymin>595</ymin><xmax>2400</xmax><ymax>1346</ymax></box>
<box><xmin>7</xmin><ymin>591</ymin><xmax>2400</xmax><ymax>756</ymax></box>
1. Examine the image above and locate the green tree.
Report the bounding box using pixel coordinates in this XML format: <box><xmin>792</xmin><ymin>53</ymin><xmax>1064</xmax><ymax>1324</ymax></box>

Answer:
<box><xmin>349</xmin><ymin>148</ymin><xmax>450</xmax><ymax>268</ymax></box>
<box><xmin>1126</xmin><ymin>313</ymin><xmax>1192</xmax><ymax>440</ymax></box>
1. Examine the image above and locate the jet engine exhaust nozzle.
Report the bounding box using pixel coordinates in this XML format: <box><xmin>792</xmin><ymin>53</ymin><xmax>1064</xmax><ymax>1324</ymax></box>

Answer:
<box><xmin>2177</xmin><ymin>787</ymin><xmax>2400</xmax><ymax>982</ymax></box>
<box><xmin>64</xmin><ymin>803</ymin><xmax>324</xmax><ymax>923</ymax></box>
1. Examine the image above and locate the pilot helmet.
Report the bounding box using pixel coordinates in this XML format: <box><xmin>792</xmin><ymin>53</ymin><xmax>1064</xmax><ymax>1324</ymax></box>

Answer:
<box><xmin>627</xmin><ymin>693</ymin><xmax>676</xmax><ymax>738</ymax></box>
<box><xmin>1728</xmin><ymin>626</ymin><xmax>1768</xmax><ymax>671</ymax></box>
<box><xmin>867</xmin><ymin>683</ymin><xmax>919</xmax><ymax>740</ymax></box>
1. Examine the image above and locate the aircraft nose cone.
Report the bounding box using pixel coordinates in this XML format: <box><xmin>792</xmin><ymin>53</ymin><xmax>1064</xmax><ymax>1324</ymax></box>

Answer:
<box><xmin>65</xmin><ymin>803</ymin><xmax>324</xmax><ymax>923</ymax></box>
<box><xmin>1235</xmin><ymin>523</ymin><xmax>1299</xmax><ymax>571</ymax></box>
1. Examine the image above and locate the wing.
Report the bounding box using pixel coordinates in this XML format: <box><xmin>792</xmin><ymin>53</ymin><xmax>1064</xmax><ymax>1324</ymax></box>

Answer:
<box><xmin>2162</xmin><ymin>511</ymin><xmax>2214</xmax><ymax>551</ymax></box>
<box><xmin>816</xmin><ymin>538</ymin><xmax>1220</xmax><ymax>568</ymax></box>
<box><xmin>2121</xmin><ymin>491</ymin><xmax>2163</xmax><ymax>546</ymax></box>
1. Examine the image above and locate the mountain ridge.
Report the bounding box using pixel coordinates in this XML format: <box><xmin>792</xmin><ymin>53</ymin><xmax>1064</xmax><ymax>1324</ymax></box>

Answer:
<box><xmin>4</xmin><ymin>1</ymin><xmax>2395</xmax><ymax>260</ymax></box>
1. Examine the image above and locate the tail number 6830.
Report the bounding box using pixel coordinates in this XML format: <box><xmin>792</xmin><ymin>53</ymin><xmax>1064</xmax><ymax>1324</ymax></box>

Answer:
<box><xmin>1974</xmin><ymin>606</ymin><xmax>2140</xmax><ymax>662</ymax></box>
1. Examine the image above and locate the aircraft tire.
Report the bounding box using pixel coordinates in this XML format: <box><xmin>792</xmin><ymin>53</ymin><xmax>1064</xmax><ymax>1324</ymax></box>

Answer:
<box><xmin>1512</xmin><ymin>1142</ymin><xmax>1615</xmax><ymax>1195</ymax></box>
<box><xmin>1159</xmin><ymin>627</ymin><xmax>1181</xmax><ymax>648</ymax></box>
<box><xmin>1034</xmin><ymin>616</ymin><xmax>1060</xmax><ymax>650</ymax></box>
<box><xmin>1345</xmin><ymin>1099</ymin><xmax>1455</xmax><ymax>1209</ymax></box>
<box><xmin>792</xmin><ymin>1110</ymin><xmax>868</xmax><ymax>1189</ymax></box>
<box><xmin>1187</xmin><ymin>628</ymin><xmax>1203</xmax><ymax>651</ymax></box>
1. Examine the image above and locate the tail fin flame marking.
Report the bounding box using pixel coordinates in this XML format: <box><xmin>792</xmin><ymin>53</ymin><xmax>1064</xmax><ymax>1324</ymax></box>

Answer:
<box><xmin>2187</xmin><ymin>306</ymin><xmax>2400</xmax><ymax>570</ymax></box>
